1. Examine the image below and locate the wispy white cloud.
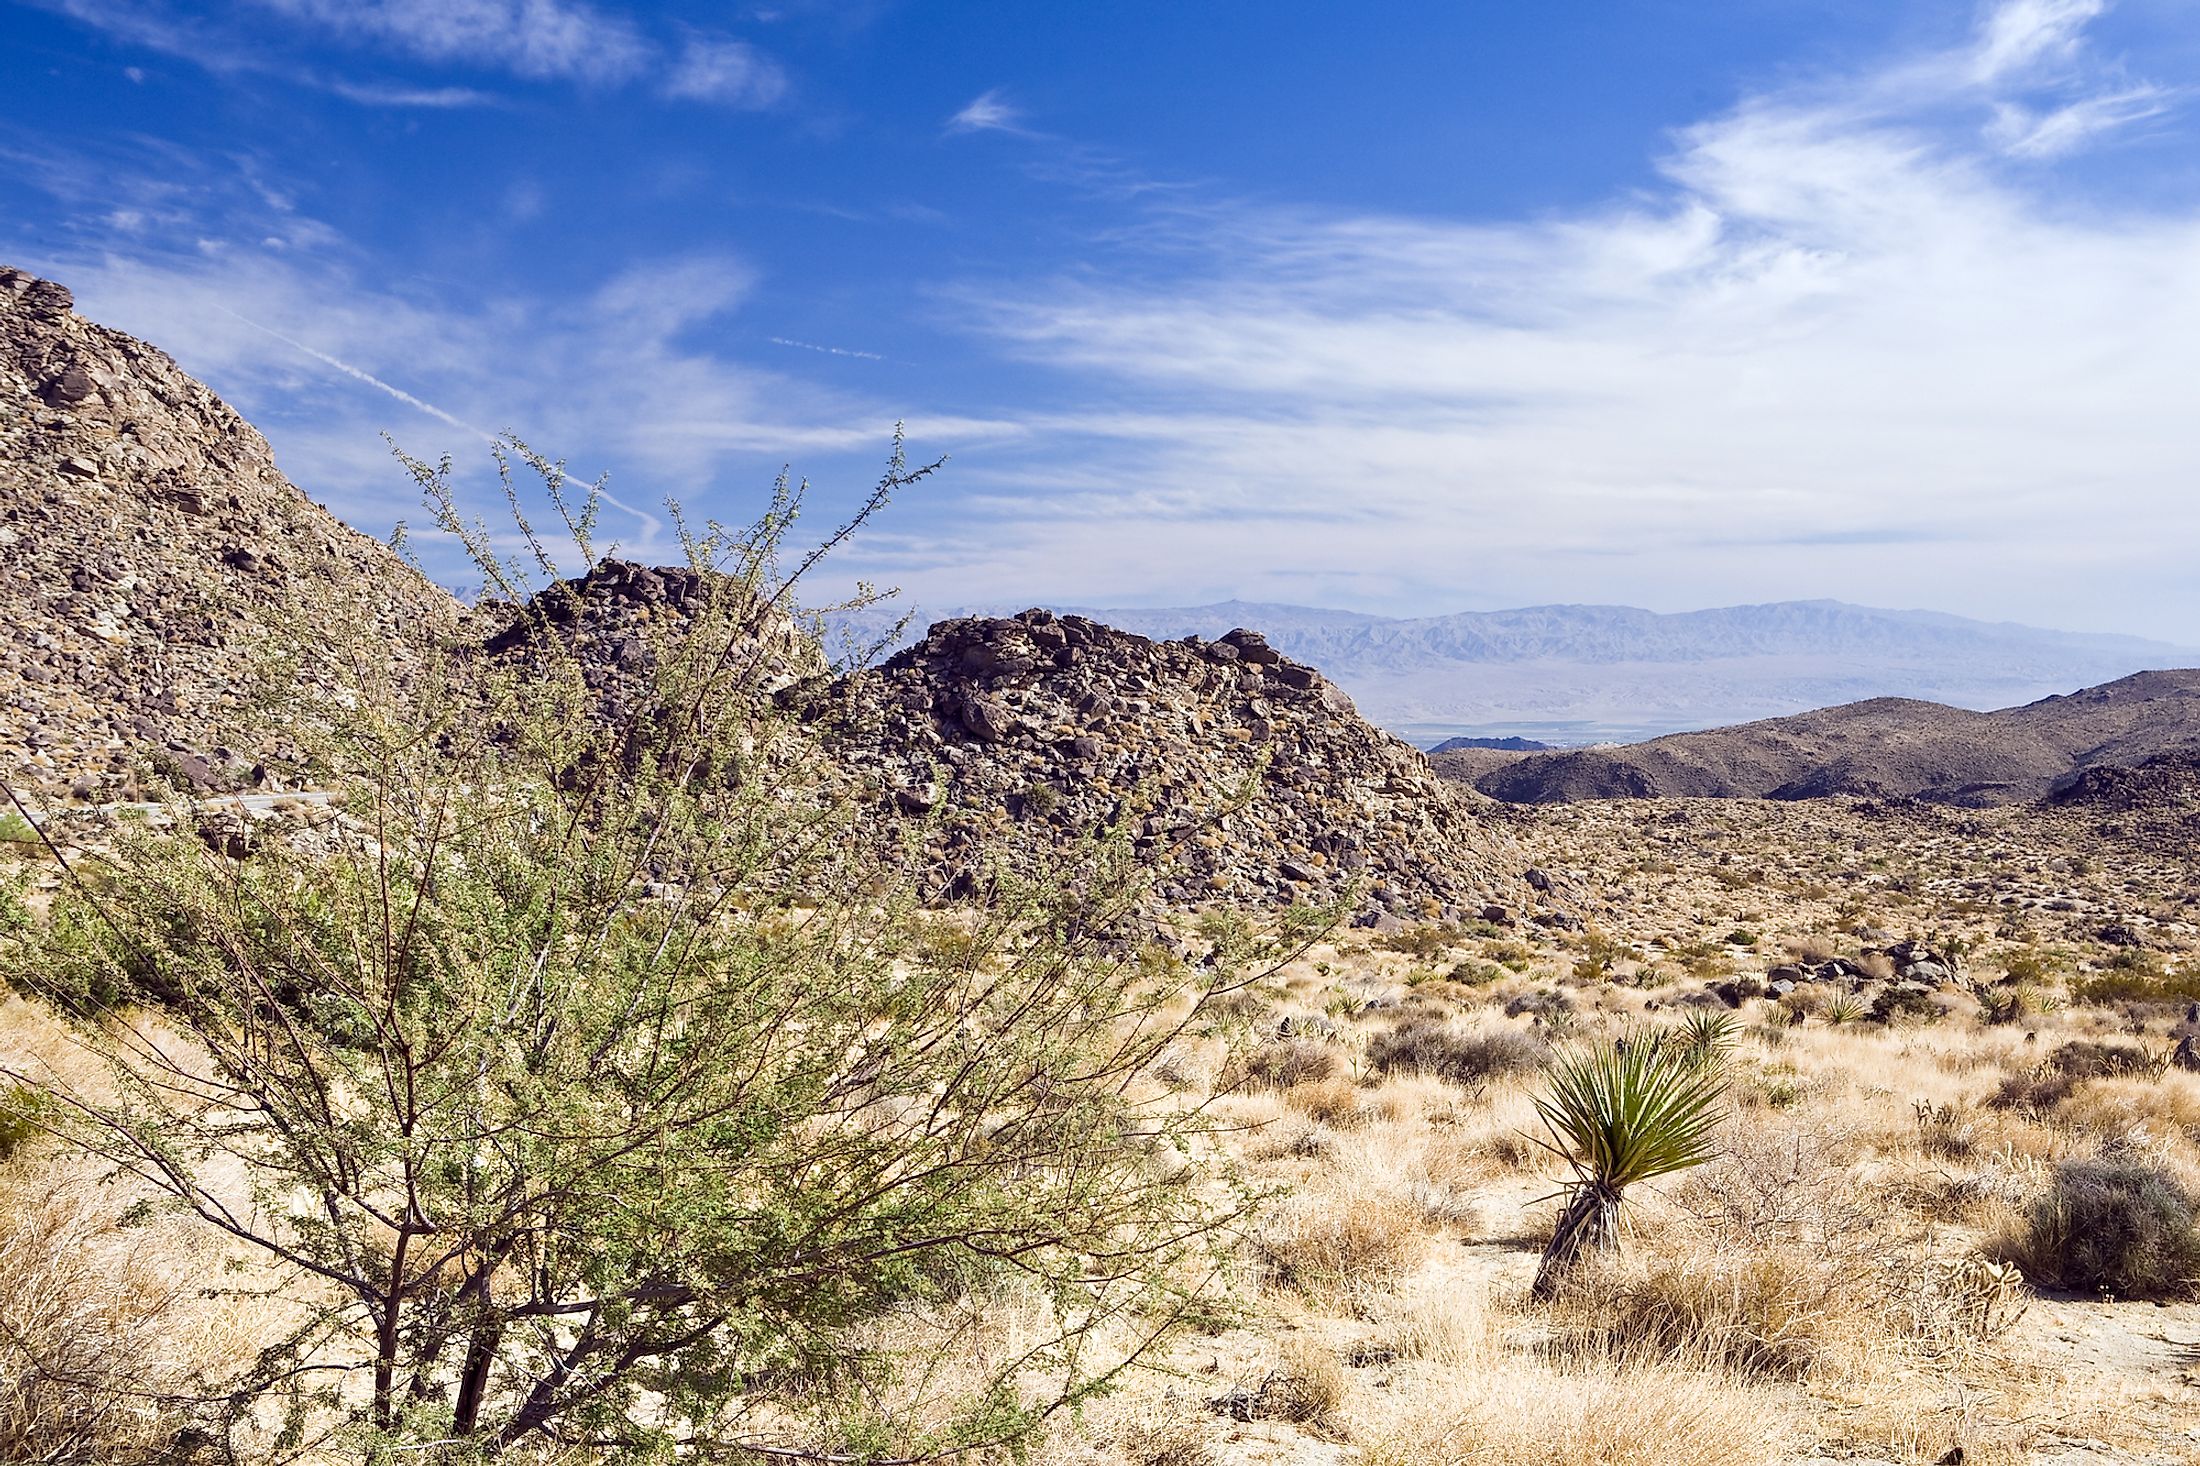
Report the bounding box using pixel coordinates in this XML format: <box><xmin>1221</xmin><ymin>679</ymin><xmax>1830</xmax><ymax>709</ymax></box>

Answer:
<box><xmin>1988</xmin><ymin>84</ymin><xmax>2170</xmax><ymax>156</ymax></box>
<box><xmin>867</xmin><ymin>0</ymin><xmax>2200</xmax><ymax>637</ymax></box>
<box><xmin>36</xmin><ymin>0</ymin><xmax>790</xmax><ymax>109</ymax></box>
<box><xmin>247</xmin><ymin>0</ymin><xmax>653</xmax><ymax>83</ymax></box>
<box><xmin>946</xmin><ymin>89</ymin><xmax>1030</xmax><ymax>136</ymax></box>
<box><xmin>662</xmin><ymin>34</ymin><xmax>790</xmax><ymax>108</ymax></box>
<box><xmin>320</xmin><ymin>78</ymin><xmax>500</xmax><ymax>108</ymax></box>
<box><xmin>1969</xmin><ymin>0</ymin><xmax>2105</xmax><ymax>84</ymax></box>
<box><xmin>771</xmin><ymin>336</ymin><xmax>885</xmax><ymax>361</ymax></box>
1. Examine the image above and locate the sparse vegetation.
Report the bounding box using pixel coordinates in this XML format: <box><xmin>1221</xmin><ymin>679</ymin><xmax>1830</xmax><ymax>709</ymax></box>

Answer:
<box><xmin>1996</xmin><ymin>1157</ymin><xmax>2200</xmax><ymax>1299</ymax></box>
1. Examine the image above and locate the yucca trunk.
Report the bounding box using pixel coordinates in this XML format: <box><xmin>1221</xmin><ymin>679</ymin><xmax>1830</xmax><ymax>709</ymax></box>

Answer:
<box><xmin>1531</xmin><ymin>1180</ymin><xmax>1622</xmax><ymax>1298</ymax></box>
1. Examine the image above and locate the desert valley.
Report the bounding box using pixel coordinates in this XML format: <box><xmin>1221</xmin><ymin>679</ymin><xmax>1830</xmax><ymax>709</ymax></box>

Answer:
<box><xmin>8</xmin><ymin>259</ymin><xmax>2200</xmax><ymax>1466</ymax></box>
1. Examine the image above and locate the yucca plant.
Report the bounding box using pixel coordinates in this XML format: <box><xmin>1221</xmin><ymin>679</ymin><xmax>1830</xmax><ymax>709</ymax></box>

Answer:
<box><xmin>1673</xmin><ymin>1008</ymin><xmax>1741</xmax><ymax>1067</ymax></box>
<box><xmin>1529</xmin><ymin>1038</ymin><xmax>1728</xmax><ymax>1298</ymax></box>
<box><xmin>1824</xmin><ymin>991</ymin><xmax>1867</xmax><ymax>1026</ymax></box>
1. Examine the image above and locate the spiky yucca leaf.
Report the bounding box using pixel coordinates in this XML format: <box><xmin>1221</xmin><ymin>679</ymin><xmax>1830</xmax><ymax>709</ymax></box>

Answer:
<box><xmin>1675</xmin><ymin>1008</ymin><xmax>1741</xmax><ymax>1067</ymax></box>
<box><xmin>1534</xmin><ymin>1041</ymin><xmax>1727</xmax><ymax>1191</ymax></box>
<box><xmin>1530</xmin><ymin>1038</ymin><xmax>1729</xmax><ymax>1297</ymax></box>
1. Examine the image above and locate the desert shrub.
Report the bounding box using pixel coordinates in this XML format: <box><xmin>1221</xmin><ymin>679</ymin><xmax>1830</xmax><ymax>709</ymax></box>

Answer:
<box><xmin>1996</xmin><ymin>1157</ymin><xmax>2200</xmax><ymax>1299</ymax></box>
<box><xmin>1869</xmin><ymin>984</ymin><xmax>1941</xmax><ymax>1024</ymax></box>
<box><xmin>1912</xmin><ymin>1101</ymin><xmax>1976</xmax><ymax>1160</ymax></box>
<box><xmin>1983</xmin><ymin>1039</ymin><xmax>2164</xmax><ymax>1115</ymax></box>
<box><xmin>1379</xmin><ymin>921</ymin><xmax>1462</xmax><ymax>960</ymax></box>
<box><xmin>2045</xmin><ymin>1038</ymin><xmax>2165</xmax><ymax>1081</ymax></box>
<box><xmin>1505</xmin><ymin>989</ymin><xmax>1574</xmax><ymax>1021</ymax></box>
<box><xmin>1483</xmin><ymin>939</ymin><xmax>1537</xmax><ymax>971</ymax></box>
<box><xmin>6</xmin><ymin>442</ymin><xmax>1297</xmax><ymax>1460</ymax></box>
<box><xmin>1447</xmin><ymin>958</ymin><xmax>1507</xmax><ymax>986</ymax></box>
<box><xmin>2001</xmin><ymin>947</ymin><xmax>2059</xmax><ymax>985</ymax></box>
<box><xmin>2073</xmin><ymin>963</ymin><xmax>2200</xmax><ymax>1006</ymax></box>
<box><xmin>1367</xmin><ymin>1021</ymin><xmax>1544</xmax><ymax>1086</ymax></box>
<box><xmin>1554</xmin><ymin>1250</ymin><xmax>1855</xmax><ymax>1379</ymax></box>
<box><xmin>1242</xmin><ymin>1037</ymin><xmax>1341</xmax><ymax>1089</ymax></box>
<box><xmin>1785</xmin><ymin>935</ymin><xmax>1839</xmax><ymax>964</ymax></box>
<box><xmin>1989</xmin><ymin>1067</ymin><xmax>2082</xmax><ymax>1114</ymax></box>
<box><xmin>1285</xmin><ymin>1078</ymin><xmax>1370</xmax><ymax>1126</ymax></box>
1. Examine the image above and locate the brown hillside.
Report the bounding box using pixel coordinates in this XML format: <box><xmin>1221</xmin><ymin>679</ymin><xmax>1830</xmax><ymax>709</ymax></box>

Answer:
<box><xmin>1470</xmin><ymin>671</ymin><xmax>2200</xmax><ymax>806</ymax></box>
<box><xmin>0</xmin><ymin>266</ymin><xmax>465</xmax><ymax>802</ymax></box>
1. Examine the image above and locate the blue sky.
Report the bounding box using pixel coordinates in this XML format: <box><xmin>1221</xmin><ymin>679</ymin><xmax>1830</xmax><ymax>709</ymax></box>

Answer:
<box><xmin>6</xmin><ymin>1</ymin><xmax>2200</xmax><ymax>638</ymax></box>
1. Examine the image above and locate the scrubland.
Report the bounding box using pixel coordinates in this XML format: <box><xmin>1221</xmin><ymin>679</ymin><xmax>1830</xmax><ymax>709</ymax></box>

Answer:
<box><xmin>7</xmin><ymin>793</ymin><xmax>2200</xmax><ymax>1464</ymax></box>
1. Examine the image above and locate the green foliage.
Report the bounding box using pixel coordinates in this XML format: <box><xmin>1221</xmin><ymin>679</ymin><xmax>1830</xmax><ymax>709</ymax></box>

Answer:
<box><xmin>6</xmin><ymin>439</ymin><xmax>1290</xmax><ymax>1462</ymax></box>
<box><xmin>1535</xmin><ymin>1040</ymin><xmax>1728</xmax><ymax>1194</ymax></box>
<box><xmin>1671</xmin><ymin>1010</ymin><xmax>1741</xmax><ymax>1068</ymax></box>
<box><xmin>1870</xmin><ymin>984</ymin><xmax>1943</xmax><ymax>1024</ymax></box>
<box><xmin>1444</xmin><ymin>958</ymin><xmax>1506</xmax><ymax>987</ymax></box>
<box><xmin>1822</xmin><ymin>992</ymin><xmax>1867</xmax><ymax>1026</ymax></box>
<box><xmin>2072</xmin><ymin>962</ymin><xmax>2200</xmax><ymax>1006</ymax></box>
<box><xmin>0</xmin><ymin>1083</ymin><xmax>45</xmax><ymax>1163</ymax></box>
<box><xmin>1377</xmin><ymin>921</ymin><xmax>1462</xmax><ymax>960</ymax></box>
<box><xmin>1530</xmin><ymin>1036</ymin><xmax>1728</xmax><ymax>1297</ymax></box>
<box><xmin>0</xmin><ymin>812</ymin><xmax>37</xmax><ymax>844</ymax></box>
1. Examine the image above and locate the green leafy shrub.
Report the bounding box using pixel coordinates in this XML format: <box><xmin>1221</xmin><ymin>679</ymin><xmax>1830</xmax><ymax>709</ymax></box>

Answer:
<box><xmin>0</xmin><ymin>1085</ymin><xmax>44</xmax><ymax>1164</ymax></box>
<box><xmin>8</xmin><ymin>439</ymin><xmax>1287</xmax><ymax>1461</ymax></box>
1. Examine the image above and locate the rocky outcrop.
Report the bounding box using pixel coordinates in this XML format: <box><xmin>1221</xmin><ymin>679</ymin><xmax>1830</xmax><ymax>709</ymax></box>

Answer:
<box><xmin>2047</xmin><ymin>745</ymin><xmax>2200</xmax><ymax>813</ymax></box>
<box><xmin>821</xmin><ymin>611</ymin><xmax>1514</xmax><ymax>917</ymax></box>
<box><xmin>1</xmin><ymin>267</ymin><xmax>1518</xmax><ymax>917</ymax></box>
<box><xmin>0</xmin><ymin>265</ymin><xmax>464</xmax><ymax>801</ymax></box>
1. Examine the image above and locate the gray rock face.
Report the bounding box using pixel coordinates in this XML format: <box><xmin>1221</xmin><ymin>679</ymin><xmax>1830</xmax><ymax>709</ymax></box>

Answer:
<box><xmin>0</xmin><ymin>264</ymin><xmax>464</xmax><ymax>800</ymax></box>
<box><xmin>821</xmin><ymin>610</ymin><xmax>1515</xmax><ymax>914</ymax></box>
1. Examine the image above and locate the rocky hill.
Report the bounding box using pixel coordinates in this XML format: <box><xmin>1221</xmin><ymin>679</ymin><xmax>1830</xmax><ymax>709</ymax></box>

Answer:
<box><xmin>2047</xmin><ymin>744</ymin><xmax>2200</xmax><ymax>814</ymax></box>
<box><xmin>0</xmin><ymin>265</ymin><xmax>464</xmax><ymax>802</ymax></box>
<box><xmin>1</xmin><ymin>267</ymin><xmax>1518</xmax><ymax>917</ymax></box>
<box><xmin>847</xmin><ymin>597</ymin><xmax>2197</xmax><ymax>742</ymax></box>
<box><xmin>820</xmin><ymin>612</ymin><xmax>1513</xmax><ymax>918</ymax></box>
<box><xmin>1466</xmin><ymin>670</ymin><xmax>2200</xmax><ymax>807</ymax></box>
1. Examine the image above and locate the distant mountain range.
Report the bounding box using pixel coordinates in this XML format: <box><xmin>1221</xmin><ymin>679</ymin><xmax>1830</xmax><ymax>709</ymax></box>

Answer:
<box><xmin>1458</xmin><ymin>669</ymin><xmax>2200</xmax><ymax>808</ymax></box>
<box><xmin>857</xmin><ymin>599</ymin><xmax>2198</xmax><ymax>744</ymax></box>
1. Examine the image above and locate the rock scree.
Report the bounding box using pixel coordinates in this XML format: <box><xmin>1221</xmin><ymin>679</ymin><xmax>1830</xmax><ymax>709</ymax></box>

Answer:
<box><xmin>819</xmin><ymin>610</ymin><xmax>1516</xmax><ymax>918</ymax></box>
<box><xmin>0</xmin><ymin>265</ymin><xmax>464</xmax><ymax>802</ymax></box>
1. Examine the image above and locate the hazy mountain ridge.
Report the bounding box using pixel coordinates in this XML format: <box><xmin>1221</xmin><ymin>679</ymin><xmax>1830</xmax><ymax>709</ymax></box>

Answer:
<box><xmin>850</xmin><ymin>599</ymin><xmax>2196</xmax><ymax>741</ymax></box>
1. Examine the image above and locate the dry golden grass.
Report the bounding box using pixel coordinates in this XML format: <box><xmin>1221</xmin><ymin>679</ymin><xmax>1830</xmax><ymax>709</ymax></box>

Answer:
<box><xmin>0</xmin><ymin>1162</ymin><xmax>258</xmax><ymax>1465</ymax></box>
<box><xmin>1357</xmin><ymin>1336</ymin><xmax>1798</xmax><ymax>1466</ymax></box>
<box><xmin>1251</xmin><ymin>1174</ymin><xmax>1427</xmax><ymax>1305</ymax></box>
